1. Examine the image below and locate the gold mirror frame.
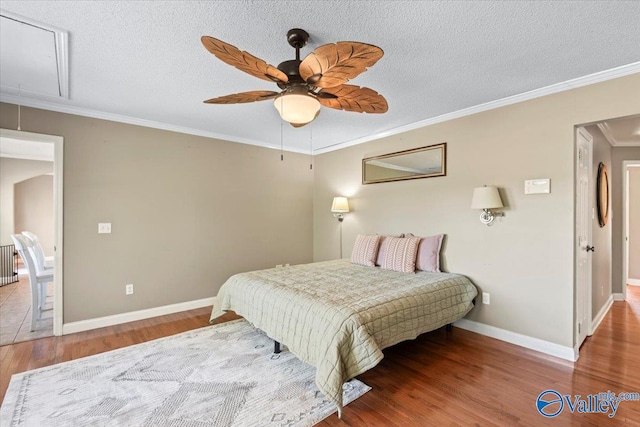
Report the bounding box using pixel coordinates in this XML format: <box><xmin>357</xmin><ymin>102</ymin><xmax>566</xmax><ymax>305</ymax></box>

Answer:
<box><xmin>596</xmin><ymin>162</ymin><xmax>609</xmax><ymax>227</ymax></box>
<box><xmin>362</xmin><ymin>143</ymin><xmax>447</xmax><ymax>185</ymax></box>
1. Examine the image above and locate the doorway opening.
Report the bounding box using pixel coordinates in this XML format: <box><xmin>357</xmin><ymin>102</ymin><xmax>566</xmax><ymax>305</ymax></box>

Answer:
<box><xmin>623</xmin><ymin>160</ymin><xmax>640</xmax><ymax>299</ymax></box>
<box><xmin>0</xmin><ymin>128</ymin><xmax>63</xmax><ymax>344</ymax></box>
<box><xmin>575</xmin><ymin>114</ymin><xmax>640</xmax><ymax>355</ymax></box>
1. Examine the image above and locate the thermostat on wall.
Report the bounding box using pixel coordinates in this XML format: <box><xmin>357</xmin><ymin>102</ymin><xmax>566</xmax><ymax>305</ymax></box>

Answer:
<box><xmin>525</xmin><ymin>179</ymin><xmax>550</xmax><ymax>194</ymax></box>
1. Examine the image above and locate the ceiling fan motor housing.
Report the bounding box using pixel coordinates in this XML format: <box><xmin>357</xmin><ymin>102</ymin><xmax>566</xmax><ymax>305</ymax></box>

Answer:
<box><xmin>277</xmin><ymin>59</ymin><xmax>305</xmax><ymax>88</ymax></box>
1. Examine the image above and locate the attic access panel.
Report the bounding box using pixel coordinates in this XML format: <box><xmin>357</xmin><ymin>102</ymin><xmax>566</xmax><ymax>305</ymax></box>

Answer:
<box><xmin>0</xmin><ymin>10</ymin><xmax>69</xmax><ymax>99</ymax></box>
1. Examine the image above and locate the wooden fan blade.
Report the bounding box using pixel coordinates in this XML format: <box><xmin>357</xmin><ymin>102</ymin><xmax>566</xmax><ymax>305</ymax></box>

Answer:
<box><xmin>201</xmin><ymin>36</ymin><xmax>288</xmax><ymax>84</ymax></box>
<box><xmin>299</xmin><ymin>42</ymin><xmax>383</xmax><ymax>88</ymax></box>
<box><xmin>317</xmin><ymin>85</ymin><xmax>388</xmax><ymax>114</ymax></box>
<box><xmin>204</xmin><ymin>91</ymin><xmax>280</xmax><ymax>104</ymax></box>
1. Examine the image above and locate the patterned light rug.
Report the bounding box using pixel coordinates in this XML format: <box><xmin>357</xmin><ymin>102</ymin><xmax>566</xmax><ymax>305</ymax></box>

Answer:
<box><xmin>0</xmin><ymin>319</ymin><xmax>370</xmax><ymax>426</ymax></box>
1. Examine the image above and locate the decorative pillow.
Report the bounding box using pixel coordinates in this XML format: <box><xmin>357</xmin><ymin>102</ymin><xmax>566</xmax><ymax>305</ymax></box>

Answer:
<box><xmin>375</xmin><ymin>234</ymin><xmax>405</xmax><ymax>266</ymax></box>
<box><xmin>407</xmin><ymin>233</ymin><xmax>444</xmax><ymax>272</ymax></box>
<box><xmin>350</xmin><ymin>234</ymin><xmax>381</xmax><ymax>267</ymax></box>
<box><xmin>380</xmin><ymin>236</ymin><xmax>421</xmax><ymax>273</ymax></box>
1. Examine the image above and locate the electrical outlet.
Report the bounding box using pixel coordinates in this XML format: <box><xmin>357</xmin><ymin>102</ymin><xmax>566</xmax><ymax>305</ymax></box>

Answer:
<box><xmin>98</xmin><ymin>223</ymin><xmax>112</xmax><ymax>234</ymax></box>
<box><xmin>125</xmin><ymin>284</ymin><xmax>134</xmax><ymax>295</ymax></box>
<box><xmin>276</xmin><ymin>264</ymin><xmax>283</xmax><ymax>268</ymax></box>
<box><xmin>482</xmin><ymin>292</ymin><xmax>490</xmax><ymax>305</ymax></box>
<box><xmin>285</xmin><ymin>263</ymin><xmax>290</xmax><ymax>267</ymax></box>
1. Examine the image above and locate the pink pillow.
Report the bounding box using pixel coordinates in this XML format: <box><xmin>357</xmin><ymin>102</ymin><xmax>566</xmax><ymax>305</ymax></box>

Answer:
<box><xmin>350</xmin><ymin>234</ymin><xmax>381</xmax><ymax>267</ymax></box>
<box><xmin>375</xmin><ymin>234</ymin><xmax>405</xmax><ymax>266</ymax></box>
<box><xmin>407</xmin><ymin>234</ymin><xmax>444</xmax><ymax>272</ymax></box>
<box><xmin>380</xmin><ymin>236</ymin><xmax>421</xmax><ymax>273</ymax></box>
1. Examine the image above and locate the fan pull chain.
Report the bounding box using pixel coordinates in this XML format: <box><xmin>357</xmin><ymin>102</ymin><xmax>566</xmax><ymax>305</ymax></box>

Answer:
<box><xmin>17</xmin><ymin>84</ymin><xmax>22</xmax><ymax>131</ymax></box>
<box><xmin>280</xmin><ymin>120</ymin><xmax>284</xmax><ymax>161</ymax></box>
<box><xmin>309</xmin><ymin>126</ymin><xmax>313</xmax><ymax>170</ymax></box>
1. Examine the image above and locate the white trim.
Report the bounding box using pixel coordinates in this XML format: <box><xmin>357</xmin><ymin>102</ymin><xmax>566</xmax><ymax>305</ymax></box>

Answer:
<box><xmin>62</xmin><ymin>296</ymin><xmax>216</xmax><ymax>335</ymax></box>
<box><xmin>0</xmin><ymin>94</ymin><xmax>311</xmax><ymax>155</ymax></box>
<box><xmin>314</xmin><ymin>63</ymin><xmax>640</xmax><ymax>154</ymax></box>
<box><xmin>596</xmin><ymin>122</ymin><xmax>617</xmax><ymax>146</ymax></box>
<box><xmin>628</xmin><ymin>279</ymin><xmax>640</xmax><ymax>286</ymax></box>
<box><xmin>0</xmin><ymin>153</ymin><xmax>54</xmax><ymax>162</ymax></box>
<box><xmin>613</xmin><ymin>293</ymin><xmax>625</xmax><ymax>301</ymax></box>
<box><xmin>53</xmin><ymin>135</ymin><xmax>63</xmax><ymax>335</ymax></box>
<box><xmin>454</xmin><ymin>318</ymin><xmax>578</xmax><ymax>362</ymax></box>
<box><xmin>1</xmin><ymin>62</ymin><xmax>639</xmax><ymax>155</ymax></box>
<box><xmin>0</xmin><ymin>128</ymin><xmax>64</xmax><ymax>335</ymax></box>
<box><xmin>589</xmin><ymin>295</ymin><xmax>613</xmax><ymax>336</ymax></box>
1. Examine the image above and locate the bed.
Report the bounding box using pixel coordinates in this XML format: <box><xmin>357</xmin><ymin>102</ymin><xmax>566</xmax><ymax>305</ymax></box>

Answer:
<box><xmin>210</xmin><ymin>258</ymin><xmax>477</xmax><ymax>415</ymax></box>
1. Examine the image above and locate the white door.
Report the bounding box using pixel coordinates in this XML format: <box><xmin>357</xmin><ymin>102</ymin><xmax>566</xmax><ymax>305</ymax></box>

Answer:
<box><xmin>576</xmin><ymin>128</ymin><xmax>592</xmax><ymax>348</ymax></box>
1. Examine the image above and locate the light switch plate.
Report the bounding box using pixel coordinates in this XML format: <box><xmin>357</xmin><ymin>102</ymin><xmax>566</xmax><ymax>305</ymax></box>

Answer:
<box><xmin>525</xmin><ymin>179</ymin><xmax>550</xmax><ymax>195</ymax></box>
<box><xmin>98</xmin><ymin>223</ymin><xmax>112</xmax><ymax>233</ymax></box>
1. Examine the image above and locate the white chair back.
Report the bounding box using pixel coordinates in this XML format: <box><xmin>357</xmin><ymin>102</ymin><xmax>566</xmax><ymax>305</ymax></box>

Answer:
<box><xmin>11</xmin><ymin>233</ymin><xmax>52</xmax><ymax>331</ymax></box>
<box><xmin>21</xmin><ymin>231</ymin><xmax>48</xmax><ymax>274</ymax></box>
<box><xmin>11</xmin><ymin>234</ymin><xmax>38</xmax><ymax>279</ymax></box>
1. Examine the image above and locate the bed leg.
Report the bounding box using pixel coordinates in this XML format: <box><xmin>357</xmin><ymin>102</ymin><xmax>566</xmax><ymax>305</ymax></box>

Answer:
<box><xmin>274</xmin><ymin>341</ymin><xmax>281</xmax><ymax>354</ymax></box>
<box><xmin>446</xmin><ymin>324</ymin><xmax>452</xmax><ymax>332</ymax></box>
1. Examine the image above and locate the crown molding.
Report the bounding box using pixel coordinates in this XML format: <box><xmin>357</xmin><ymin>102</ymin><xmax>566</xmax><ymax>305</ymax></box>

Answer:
<box><xmin>0</xmin><ymin>94</ymin><xmax>310</xmax><ymax>155</ymax></box>
<box><xmin>314</xmin><ymin>62</ymin><xmax>640</xmax><ymax>154</ymax></box>
<box><xmin>2</xmin><ymin>62</ymin><xmax>638</xmax><ymax>156</ymax></box>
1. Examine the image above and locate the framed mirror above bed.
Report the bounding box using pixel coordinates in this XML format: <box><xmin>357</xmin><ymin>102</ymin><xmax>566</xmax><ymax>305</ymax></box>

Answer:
<box><xmin>362</xmin><ymin>142</ymin><xmax>446</xmax><ymax>184</ymax></box>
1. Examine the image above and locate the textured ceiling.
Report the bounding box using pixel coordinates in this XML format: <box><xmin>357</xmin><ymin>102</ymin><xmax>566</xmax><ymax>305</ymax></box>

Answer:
<box><xmin>1</xmin><ymin>1</ymin><xmax>639</xmax><ymax>153</ymax></box>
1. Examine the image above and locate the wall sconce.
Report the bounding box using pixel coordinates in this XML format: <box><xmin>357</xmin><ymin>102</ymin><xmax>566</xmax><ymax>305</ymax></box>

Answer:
<box><xmin>331</xmin><ymin>197</ymin><xmax>349</xmax><ymax>259</ymax></box>
<box><xmin>331</xmin><ymin>197</ymin><xmax>350</xmax><ymax>222</ymax></box>
<box><xmin>471</xmin><ymin>186</ymin><xmax>504</xmax><ymax>226</ymax></box>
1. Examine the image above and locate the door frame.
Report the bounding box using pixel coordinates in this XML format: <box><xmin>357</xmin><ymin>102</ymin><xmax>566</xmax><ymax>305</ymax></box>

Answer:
<box><xmin>575</xmin><ymin>127</ymin><xmax>593</xmax><ymax>349</ymax></box>
<box><xmin>0</xmin><ymin>128</ymin><xmax>64</xmax><ymax>336</ymax></box>
<box><xmin>622</xmin><ymin>161</ymin><xmax>640</xmax><ymax>300</ymax></box>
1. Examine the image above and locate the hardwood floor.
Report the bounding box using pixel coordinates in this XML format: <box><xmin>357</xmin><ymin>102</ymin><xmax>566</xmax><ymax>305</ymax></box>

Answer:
<box><xmin>1</xmin><ymin>289</ymin><xmax>639</xmax><ymax>425</ymax></box>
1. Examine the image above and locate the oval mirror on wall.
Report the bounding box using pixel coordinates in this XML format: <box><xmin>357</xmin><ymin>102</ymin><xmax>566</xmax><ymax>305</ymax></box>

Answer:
<box><xmin>597</xmin><ymin>162</ymin><xmax>609</xmax><ymax>227</ymax></box>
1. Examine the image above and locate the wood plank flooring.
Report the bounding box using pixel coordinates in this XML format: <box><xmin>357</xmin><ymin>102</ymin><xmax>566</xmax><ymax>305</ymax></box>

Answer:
<box><xmin>1</xmin><ymin>289</ymin><xmax>638</xmax><ymax>425</ymax></box>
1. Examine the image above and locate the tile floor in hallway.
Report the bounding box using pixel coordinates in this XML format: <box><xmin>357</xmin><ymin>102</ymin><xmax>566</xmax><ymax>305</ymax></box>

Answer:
<box><xmin>0</xmin><ymin>275</ymin><xmax>53</xmax><ymax>346</ymax></box>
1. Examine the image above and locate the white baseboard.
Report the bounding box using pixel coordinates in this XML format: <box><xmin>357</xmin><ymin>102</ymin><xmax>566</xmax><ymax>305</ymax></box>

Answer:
<box><xmin>613</xmin><ymin>293</ymin><xmax>625</xmax><ymax>301</ymax></box>
<box><xmin>628</xmin><ymin>278</ymin><xmax>640</xmax><ymax>286</ymax></box>
<box><xmin>590</xmin><ymin>295</ymin><xmax>613</xmax><ymax>336</ymax></box>
<box><xmin>62</xmin><ymin>297</ymin><xmax>216</xmax><ymax>335</ymax></box>
<box><xmin>453</xmin><ymin>318</ymin><xmax>578</xmax><ymax>362</ymax></box>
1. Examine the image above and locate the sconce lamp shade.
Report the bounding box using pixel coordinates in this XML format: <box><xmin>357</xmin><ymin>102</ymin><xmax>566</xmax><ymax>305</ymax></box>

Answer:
<box><xmin>274</xmin><ymin>93</ymin><xmax>321</xmax><ymax>126</ymax></box>
<box><xmin>471</xmin><ymin>186</ymin><xmax>503</xmax><ymax>209</ymax></box>
<box><xmin>331</xmin><ymin>197</ymin><xmax>350</xmax><ymax>213</ymax></box>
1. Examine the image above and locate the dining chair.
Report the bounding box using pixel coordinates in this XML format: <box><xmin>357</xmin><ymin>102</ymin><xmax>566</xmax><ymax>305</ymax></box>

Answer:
<box><xmin>21</xmin><ymin>231</ymin><xmax>54</xmax><ymax>273</ymax></box>
<box><xmin>11</xmin><ymin>234</ymin><xmax>54</xmax><ymax>331</ymax></box>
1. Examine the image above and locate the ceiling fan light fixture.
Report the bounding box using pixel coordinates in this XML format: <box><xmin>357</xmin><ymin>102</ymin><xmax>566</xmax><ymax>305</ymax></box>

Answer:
<box><xmin>274</xmin><ymin>93</ymin><xmax>321</xmax><ymax>126</ymax></box>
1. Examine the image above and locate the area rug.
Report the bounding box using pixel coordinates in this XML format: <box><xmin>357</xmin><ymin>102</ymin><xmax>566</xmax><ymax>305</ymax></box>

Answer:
<box><xmin>0</xmin><ymin>319</ymin><xmax>370</xmax><ymax>426</ymax></box>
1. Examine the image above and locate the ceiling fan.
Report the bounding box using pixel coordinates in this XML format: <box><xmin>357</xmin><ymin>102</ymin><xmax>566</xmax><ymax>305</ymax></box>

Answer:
<box><xmin>201</xmin><ymin>28</ymin><xmax>388</xmax><ymax>127</ymax></box>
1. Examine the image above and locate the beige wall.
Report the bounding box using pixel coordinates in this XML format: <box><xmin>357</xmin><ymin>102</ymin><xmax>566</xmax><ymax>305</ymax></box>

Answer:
<box><xmin>14</xmin><ymin>175</ymin><xmax>54</xmax><ymax>256</ymax></box>
<box><xmin>0</xmin><ymin>157</ymin><xmax>54</xmax><ymax>246</ymax></box>
<box><xmin>611</xmin><ymin>147</ymin><xmax>640</xmax><ymax>293</ymax></box>
<box><xmin>629</xmin><ymin>168</ymin><xmax>640</xmax><ymax>280</ymax></box>
<box><xmin>586</xmin><ymin>126</ymin><xmax>612</xmax><ymax>318</ymax></box>
<box><xmin>313</xmin><ymin>74</ymin><xmax>640</xmax><ymax>348</ymax></box>
<box><xmin>1</xmin><ymin>103</ymin><xmax>314</xmax><ymax>323</ymax></box>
